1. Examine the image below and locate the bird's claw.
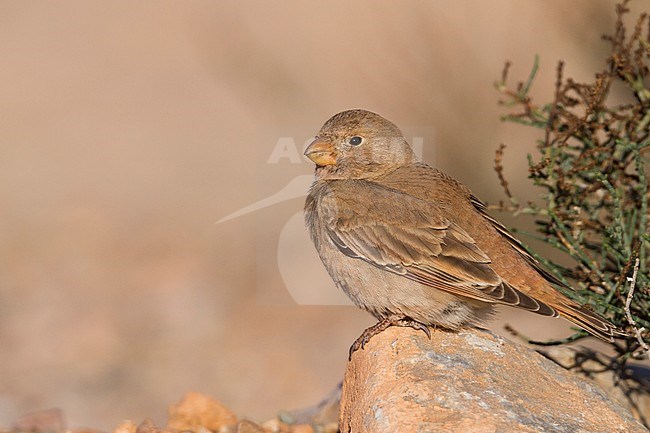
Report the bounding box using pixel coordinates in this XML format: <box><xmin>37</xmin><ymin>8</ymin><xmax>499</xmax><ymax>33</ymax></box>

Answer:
<box><xmin>348</xmin><ymin>316</ymin><xmax>431</xmax><ymax>360</ymax></box>
<box><xmin>402</xmin><ymin>319</ymin><xmax>432</xmax><ymax>339</ymax></box>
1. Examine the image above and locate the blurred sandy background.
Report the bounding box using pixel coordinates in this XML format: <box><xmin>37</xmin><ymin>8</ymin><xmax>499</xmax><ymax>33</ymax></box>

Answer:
<box><xmin>0</xmin><ymin>0</ymin><xmax>643</xmax><ymax>429</ymax></box>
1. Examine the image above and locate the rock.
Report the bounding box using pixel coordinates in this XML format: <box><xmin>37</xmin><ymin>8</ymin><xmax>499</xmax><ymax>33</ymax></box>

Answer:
<box><xmin>166</xmin><ymin>392</ymin><xmax>237</xmax><ymax>432</ymax></box>
<box><xmin>259</xmin><ymin>417</ymin><xmax>316</xmax><ymax>433</ymax></box>
<box><xmin>286</xmin><ymin>425</ymin><xmax>313</xmax><ymax>433</ymax></box>
<box><xmin>135</xmin><ymin>420</ymin><xmax>162</xmax><ymax>433</ymax></box>
<box><xmin>339</xmin><ymin>326</ymin><xmax>648</xmax><ymax>433</ymax></box>
<box><xmin>112</xmin><ymin>421</ymin><xmax>137</xmax><ymax>433</ymax></box>
<box><xmin>540</xmin><ymin>346</ymin><xmax>650</xmax><ymax>424</ymax></box>
<box><xmin>232</xmin><ymin>420</ymin><xmax>265</xmax><ymax>433</ymax></box>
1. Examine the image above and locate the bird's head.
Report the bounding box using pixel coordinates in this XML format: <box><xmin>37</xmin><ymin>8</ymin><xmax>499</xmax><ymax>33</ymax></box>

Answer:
<box><xmin>305</xmin><ymin>109</ymin><xmax>417</xmax><ymax>180</ymax></box>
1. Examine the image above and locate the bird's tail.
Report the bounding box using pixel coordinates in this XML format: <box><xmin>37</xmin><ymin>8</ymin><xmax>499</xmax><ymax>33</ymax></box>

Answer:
<box><xmin>553</xmin><ymin>301</ymin><xmax>628</xmax><ymax>343</ymax></box>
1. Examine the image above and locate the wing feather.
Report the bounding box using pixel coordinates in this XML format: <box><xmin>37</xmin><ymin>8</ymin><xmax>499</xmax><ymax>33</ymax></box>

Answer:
<box><xmin>322</xmin><ymin>189</ymin><xmax>557</xmax><ymax>315</ymax></box>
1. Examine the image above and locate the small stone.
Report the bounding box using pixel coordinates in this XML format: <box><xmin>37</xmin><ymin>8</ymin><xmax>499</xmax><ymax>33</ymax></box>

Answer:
<box><xmin>259</xmin><ymin>419</ymin><xmax>281</xmax><ymax>433</ymax></box>
<box><xmin>167</xmin><ymin>392</ymin><xmax>237</xmax><ymax>433</ymax></box>
<box><xmin>288</xmin><ymin>425</ymin><xmax>313</xmax><ymax>433</ymax></box>
<box><xmin>276</xmin><ymin>411</ymin><xmax>294</xmax><ymax>425</ymax></box>
<box><xmin>112</xmin><ymin>421</ymin><xmax>137</xmax><ymax>433</ymax></box>
<box><xmin>232</xmin><ymin>420</ymin><xmax>263</xmax><ymax>433</ymax></box>
<box><xmin>318</xmin><ymin>422</ymin><xmax>338</xmax><ymax>433</ymax></box>
<box><xmin>135</xmin><ymin>419</ymin><xmax>161</xmax><ymax>433</ymax></box>
<box><xmin>258</xmin><ymin>419</ymin><xmax>298</xmax><ymax>433</ymax></box>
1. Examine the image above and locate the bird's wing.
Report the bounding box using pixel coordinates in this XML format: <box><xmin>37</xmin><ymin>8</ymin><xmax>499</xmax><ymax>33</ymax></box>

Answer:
<box><xmin>468</xmin><ymin>195</ymin><xmax>627</xmax><ymax>340</ymax></box>
<box><xmin>468</xmin><ymin>195</ymin><xmax>567</xmax><ymax>288</ymax></box>
<box><xmin>321</xmin><ymin>187</ymin><xmax>556</xmax><ymax>315</ymax></box>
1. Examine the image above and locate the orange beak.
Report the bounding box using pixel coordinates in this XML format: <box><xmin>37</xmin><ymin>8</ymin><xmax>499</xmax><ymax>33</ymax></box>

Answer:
<box><xmin>304</xmin><ymin>138</ymin><xmax>337</xmax><ymax>166</ymax></box>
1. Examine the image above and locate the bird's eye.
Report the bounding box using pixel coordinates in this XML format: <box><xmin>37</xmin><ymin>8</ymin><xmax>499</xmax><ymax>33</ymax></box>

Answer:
<box><xmin>348</xmin><ymin>136</ymin><xmax>363</xmax><ymax>146</ymax></box>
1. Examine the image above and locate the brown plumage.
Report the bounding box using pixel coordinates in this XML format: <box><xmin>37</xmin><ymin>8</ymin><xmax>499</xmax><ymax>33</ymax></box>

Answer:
<box><xmin>304</xmin><ymin>109</ymin><xmax>625</xmax><ymax>355</ymax></box>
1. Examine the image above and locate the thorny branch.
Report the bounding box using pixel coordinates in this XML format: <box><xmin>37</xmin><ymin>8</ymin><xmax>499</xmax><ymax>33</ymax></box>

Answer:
<box><xmin>493</xmin><ymin>0</ymin><xmax>649</xmax><ymax>361</ymax></box>
<box><xmin>625</xmin><ymin>258</ymin><xmax>649</xmax><ymax>358</ymax></box>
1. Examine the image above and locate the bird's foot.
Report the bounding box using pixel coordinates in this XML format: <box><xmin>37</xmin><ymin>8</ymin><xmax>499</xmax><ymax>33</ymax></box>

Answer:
<box><xmin>348</xmin><ymin>315</ymin><xmax>431</xmax><ymax>360</ymax></box>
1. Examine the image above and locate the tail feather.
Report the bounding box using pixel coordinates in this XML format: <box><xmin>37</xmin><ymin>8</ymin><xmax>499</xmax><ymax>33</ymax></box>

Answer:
<box><xmin>554</xmin><ymin>302</ymin><xmax>627</xmax><ymax>343</ymax></box>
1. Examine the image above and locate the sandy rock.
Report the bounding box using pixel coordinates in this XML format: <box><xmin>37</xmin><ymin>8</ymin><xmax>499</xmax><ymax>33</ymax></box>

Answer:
<box><xmin>286</xmin><ymin>425</ymin><xmax>313</xmax><ymax>433</ymax></box>
<box><xmin>166</xmin><ymin>392</ymin><xmax>237</xmax><ymax>432</ymax></box>
<box><xmin>232</xmin><ymin>420</ymin><xmax>265</xmax><ymax>433</ymax></box>
<box><xmin>258</xmin><ymin>418</ymin><xmax>314</xmax><ymax>433</ymax></box>
<box><xmin>135</xmin><ymin>420</ymin><xmax>162</xmax><ymax>433</ymax></box>
<box><xmin>340</xmin><ymin>326</ymin><xmax>648</xmax><ymax>433</ymax></box>
<box><xmin>541</xmin><ymin>346</ymin><xmax>650</xmax><ymax>424</ymax></box>
<box><xmin>111</xmin><ymin>421</ymin><xmax>137</xmax><ymax>433</ymax></box>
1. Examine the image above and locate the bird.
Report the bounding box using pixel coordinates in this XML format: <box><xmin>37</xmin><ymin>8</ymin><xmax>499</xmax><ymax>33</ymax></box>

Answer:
<box><xmin>303</xmin><ymin>109</ymin><xmax>625</xmax><ymax>358</ymax></box>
